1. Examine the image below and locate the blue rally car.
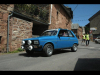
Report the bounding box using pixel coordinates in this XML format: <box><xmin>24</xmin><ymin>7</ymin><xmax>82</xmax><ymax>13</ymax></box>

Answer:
<box><xmin>21</xmin><ymin>28</ymin><xmax>79</xmax><ymax>57</ymax></box>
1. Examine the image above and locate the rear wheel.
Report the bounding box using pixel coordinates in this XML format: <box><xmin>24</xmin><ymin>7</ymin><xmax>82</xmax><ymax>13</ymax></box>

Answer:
<box><xmin>71</xmin><ymin>44</ymin><xmax>77</xmax><ymax>52</ymax></box>
<box><xmin>43</xmin><ymin>43</ymin><xmax>54</xmax><ymax>57</ymax></box>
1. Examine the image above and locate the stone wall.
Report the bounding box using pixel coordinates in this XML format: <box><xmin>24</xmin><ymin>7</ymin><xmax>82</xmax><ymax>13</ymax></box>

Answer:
<box><xmin>0</xmin><ymin>4</ymin><xmax>33</xmax><ymax>52</ymax></box>
<box><xmin>9</xmin><ymin>17</ymin><xmax>33</xmax><ymax>51</ymax></box>
<box><xmin>77</xmin><ymin>27</ymin><xmax>83</xmax><ymax>39</ymax></box>
<box><xmin>0</xmin><ymin>4</ymin><xmax>14</xmax><ymax>52</ymax></box>
<box><xmin>48</xmin><ymin>4</ymin><xmax>72</xmax><ymax>30</ymax></box>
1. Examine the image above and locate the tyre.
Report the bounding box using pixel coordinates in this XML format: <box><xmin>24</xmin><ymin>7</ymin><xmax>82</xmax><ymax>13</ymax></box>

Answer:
<box><xmin>95</xmin><ymin>41</ymin><xmax>98</xmax><ymax>44</ymax></box>
<box><xmin>26</xmin><ymin>50</ymin><xmax>34</xmax><ymax>55</ymax></box>
<box><xmin>71</xmin><ymin>44</ymin><xmax>77</xmax><ymax>52</ymax></box>
<box><xmin>43</xmin><ymin>43</ymin><xmax>54</xmax><ymax>57</ymax></box>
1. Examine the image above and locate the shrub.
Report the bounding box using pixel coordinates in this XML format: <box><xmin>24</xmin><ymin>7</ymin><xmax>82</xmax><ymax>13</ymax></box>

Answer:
<box><xmin>8</xmin><ymin>48</ymin><xmax>24</xmax><ymax>53</ymax></box>
<box><xmin>17</xmin><ymin>48</ymin><xmax>24</xmax><ymax>52</ymax></box>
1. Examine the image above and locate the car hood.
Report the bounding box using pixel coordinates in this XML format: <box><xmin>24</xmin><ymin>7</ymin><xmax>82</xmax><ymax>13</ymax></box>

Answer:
<box><xmin>23</xmin><ymin>36</ymin><xmax>57</xmax><ymax>41</ymax></box>
<box><xmin>95</xmin><ymin>39</ymin><xmax>100</xmax><ymax>40</ymax></box>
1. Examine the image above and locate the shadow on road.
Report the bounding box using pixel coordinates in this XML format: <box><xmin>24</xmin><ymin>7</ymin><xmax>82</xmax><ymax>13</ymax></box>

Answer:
<box><xmin>74</xmin><ymin>58</ymin><xmax>100</xmax><ymax>71</ymax></box>
<box><xmin>53</xmin><ymin>49</ymin><xmax>71</xmax><ymax>55</ymax></box>
<box><xmin>19</xmin><ymin>49</ymin><xmax>71</xmax><ymax>57</ymax></box>
<box><xmin>19</xmin><ymin>52</ymin><xmax>44</xmax><ymax>57</ymax></box>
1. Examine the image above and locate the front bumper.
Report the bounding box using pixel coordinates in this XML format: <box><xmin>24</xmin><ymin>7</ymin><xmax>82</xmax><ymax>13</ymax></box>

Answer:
<box><xmin>21</xmin><ymin>45</ymin><xmax>42</xmax><ymax>51</ymax></box>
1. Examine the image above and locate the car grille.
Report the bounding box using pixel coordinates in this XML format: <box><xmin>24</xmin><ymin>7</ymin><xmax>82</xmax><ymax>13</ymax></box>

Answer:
<box><xmin>24</xmin><ymin>40</ymin><xmax>35</xmax><ymax>45</ymax></box>
<box><xmin>25</xmin><ymin>40</ymin><xmax>28</xmax><ymax>45</ymax></box>
<box><xmin>24</xmin><ymin>45</ymin><xmax>29</xmax><ymax>50</ymax></box>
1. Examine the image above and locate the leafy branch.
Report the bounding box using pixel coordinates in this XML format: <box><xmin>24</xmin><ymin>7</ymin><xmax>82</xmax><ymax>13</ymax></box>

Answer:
<box><xmin>14</xmin><ymin>4</ymin><xmax>49</xmax><ymax>23</ymax></box>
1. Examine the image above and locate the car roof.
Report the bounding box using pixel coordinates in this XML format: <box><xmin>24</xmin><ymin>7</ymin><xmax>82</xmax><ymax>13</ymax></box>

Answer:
<box><xmin>59</xmin><ymin>28</ymin><xmax>69</xmax><ymax>30</ymax></box>
<box><xmin>46</xmin><ymin>29</ymin><xmax>59</xmax><ymax>31</ymax></box>
<box><xmin>44</xmin><ymin>28</ymin><xmax>69</xmax><ymax>32</ymax></box>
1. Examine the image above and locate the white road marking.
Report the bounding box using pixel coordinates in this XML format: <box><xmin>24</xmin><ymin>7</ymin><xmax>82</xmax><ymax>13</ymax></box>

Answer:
<box><xmin>79</xmin><ymin>46</ymin><xmax>100</xmax><ymax>50</ymax></box>
<box><xmin>88</xmin><ymin>47</ymin><xmax>95</xmax><ymax>48</ymax></box>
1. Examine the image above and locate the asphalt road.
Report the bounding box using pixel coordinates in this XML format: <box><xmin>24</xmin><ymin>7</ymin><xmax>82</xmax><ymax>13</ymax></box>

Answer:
<box><xmin>0</xmin><ymin>40</ymin><xmax>100</xmax><ymax>71</ymax></box>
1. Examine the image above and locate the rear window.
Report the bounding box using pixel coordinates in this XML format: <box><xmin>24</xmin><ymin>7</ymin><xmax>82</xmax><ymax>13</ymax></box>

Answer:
<box><xmin>68</xmin><ymin>30</ymin><xmax>74</xmax><ymax>37</ymax></box>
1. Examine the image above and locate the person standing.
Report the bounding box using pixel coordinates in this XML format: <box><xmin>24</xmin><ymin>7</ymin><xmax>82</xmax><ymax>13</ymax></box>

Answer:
<box><xmin>81</xmin><ymin>34</ymin><xmax>85</xmax><ymax>45</ymax></box>
<box><xmin>85</xmin><ymin>33</ymin><xmax>90</xmax><ymax>46</ymax></box>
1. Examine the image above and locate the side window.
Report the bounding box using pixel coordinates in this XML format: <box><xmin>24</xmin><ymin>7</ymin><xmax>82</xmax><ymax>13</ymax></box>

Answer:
<box><xmin>58</xmin><ymin>30</ymin><xmax>68</xmax><ymax>37</ymax></box>
<box><xmin>63</xmin><ymin>30</ymin><xmax>68</xmax><ymax>37</ymax></box>
<box><xmin>58</xmin><ymin>30</ymin><xmax>63</xmax><ymax>36</ymax></box>
<box><xmin>68</xmin><ymin>31</ymin><xmax>74</xmax><ymax>37</ymax></box>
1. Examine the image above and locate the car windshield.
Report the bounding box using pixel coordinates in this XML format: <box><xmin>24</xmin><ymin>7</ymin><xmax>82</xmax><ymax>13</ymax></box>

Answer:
<box><xmin>40</xmin><ymin>30</ymin><xmax>57</xmax><ymax>36</ymax></box>
<box><xmin>97</xmin><ymin>36</ymin><xmax>100</xmax><ymax>38</ymax></box>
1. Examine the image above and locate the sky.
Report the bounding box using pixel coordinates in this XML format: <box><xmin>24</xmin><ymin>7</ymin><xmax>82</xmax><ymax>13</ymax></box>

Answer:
<box><xmin>64</xmin><ymin>4</ymin><xmax>100</xmax><ymax>27</ymax></box>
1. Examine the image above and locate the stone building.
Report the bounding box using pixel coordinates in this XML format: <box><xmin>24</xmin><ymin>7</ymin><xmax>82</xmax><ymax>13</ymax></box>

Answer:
<box><xmin>77</xmin><ymin>26</ymin><xmax>83</xmax><ymax>39</ymax></box>
<box><xmin>88</xmin><ymin>10</ymin><xmax>100</xmax><ymax>41</ymax></box>
<box><xmin>71</xmin><ymin>23</ymin><xmax>83</xmax><ymax>39</ymax></box>
<box><xmin>0</xmin><ymin>4</ymin><xmax>73</xmax><ymax>52</ymax></box>
<box><xmin>48</xmin><ymin>4</ymin><xmax>73</xmax><ymax>30</ymax></box>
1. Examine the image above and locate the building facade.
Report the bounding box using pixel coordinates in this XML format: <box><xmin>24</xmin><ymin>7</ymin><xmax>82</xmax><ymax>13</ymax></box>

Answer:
<box><xmin>71</xmin><ymin>23</ymin><xmax>83</xmax><ymax>39</ymax></box>
<box><xmin>89</xmin><ymin>10</ymin><xmax>100</xmax><ymax>41</ymax></box>
<box><xmin>48</xmin><ymin>4</ymin><xmax>72</xmax><ymax>30</ymax></box>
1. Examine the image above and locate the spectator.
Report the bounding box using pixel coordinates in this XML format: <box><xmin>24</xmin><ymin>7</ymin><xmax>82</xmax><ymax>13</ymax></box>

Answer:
<box><xmin>85</xmin><ymin>33</ymin><xmax>90</xmax><ymax>46</ymax></box>
<box><xmin>81</xmin><ymin>34</ymin><xmax>85</xmax><ymax>45</ymax></box>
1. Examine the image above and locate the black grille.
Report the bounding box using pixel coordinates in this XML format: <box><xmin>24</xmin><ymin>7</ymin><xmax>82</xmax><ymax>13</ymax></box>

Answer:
<box><xmin>24</xmin><ymin>45</ymin><xmax>29</xmax><ymax>50</ymax></box>
<box><xmin>24</xmin><ymin>40</ymin><xmax>39</xmax><ymax>45</ymax></box>
<box><xmin>24</xmin><ymin>40</ymin><xmax>34</xmax><ymax>45</ymax></box>
<box><xmin>25</xmin><ymin>40</ymin><xmax>28</xmax><ymax>45</ymax></box>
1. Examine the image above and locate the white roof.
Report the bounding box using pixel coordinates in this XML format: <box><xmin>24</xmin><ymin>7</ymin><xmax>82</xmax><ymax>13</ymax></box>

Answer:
<box><xmin>46</xmin><ymin>29</ymin><xmax>59</xmax><ymax>31</ymax></box>
<box><xmin>42</xmin><ymin>29</ymin><xmax>58</xmax><ymax>33</ymax></box>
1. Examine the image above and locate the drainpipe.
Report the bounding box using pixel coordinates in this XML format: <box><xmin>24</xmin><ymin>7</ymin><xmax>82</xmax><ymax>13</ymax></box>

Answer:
<box><xmin>48</xmin><ymin>4</ymin><xmax>52</xmax><ymax>24</ymax></box>
<box><xmin>7</xmin><ymin>12</ymin><xmax>13</xmax><ymax>53</ymax></box>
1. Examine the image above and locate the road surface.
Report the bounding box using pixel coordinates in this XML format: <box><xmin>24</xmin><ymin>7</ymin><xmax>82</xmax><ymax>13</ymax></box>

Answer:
<box><xmin>0</xmin><ymin>39</ymin><xmax>100</xmax><ymax>71</ymax></box>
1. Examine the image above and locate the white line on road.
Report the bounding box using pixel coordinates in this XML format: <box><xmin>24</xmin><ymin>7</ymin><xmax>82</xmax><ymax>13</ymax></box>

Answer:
<box><xmin>88</xmin><ymin>47</ymin><xmax>95</xmax><ymax>48</ymax></box>
<box><xmin>79</xmin><ymin>46</ymin><xmax>100</xmax><ymax>49</ymax></box>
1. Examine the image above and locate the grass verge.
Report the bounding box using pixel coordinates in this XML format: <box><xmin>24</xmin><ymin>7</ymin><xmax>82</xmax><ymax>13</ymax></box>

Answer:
<box><xmin>8</xmin><ymin>48</ymin><xmax>24</xmax><ymax>53</ymax></box>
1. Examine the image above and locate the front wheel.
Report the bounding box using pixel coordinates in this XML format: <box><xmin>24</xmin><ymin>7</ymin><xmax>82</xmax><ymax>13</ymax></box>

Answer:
<box><xmin>95</xmin><ymin>41</ymin><xmax>98</xmax><ymax>44</ymax></box>
<box><xmin>43</xmin><ymin>43</ymin><xmax>54</xmax><ymax>57</ymax></box>
<box><xmin>71</xmin><ymin>44</ymin><xmax>78</xmax><ymax>52</ymax></box>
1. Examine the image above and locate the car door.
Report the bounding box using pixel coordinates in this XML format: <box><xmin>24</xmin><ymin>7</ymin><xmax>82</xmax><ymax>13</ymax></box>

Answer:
<box><xmin>67</xmin><ymin>30</ymin><xmax>75</xmax><ymax>47</ymax></box>
<box><xmin>57</xmin><ymin>30</ymin><xmax>70</xmax><ymax>49</ymax></box>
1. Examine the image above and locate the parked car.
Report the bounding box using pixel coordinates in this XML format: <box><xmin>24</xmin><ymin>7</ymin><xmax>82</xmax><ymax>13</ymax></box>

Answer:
<box><xmin>21</xmin><ymin>28</ymin><xmax>79</xmax><ymax>57</ymax></box>
<box><xmin>95</xmin><ymin>36</ymin><xmax>100</xmax><ymax>44</ymax></box>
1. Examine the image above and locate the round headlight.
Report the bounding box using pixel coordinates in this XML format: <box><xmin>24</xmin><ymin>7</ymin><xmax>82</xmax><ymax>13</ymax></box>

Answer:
<box><xmin>28</xmin><ymin>40</ymin><xmax>32</xmax><ymax>45</ymax></box>
<box><xmin>22</xmin><ymin>41</ymin><xmax>25</xmax><ymax>45</ymax></box>
<box><xmin>21</xmin><ymin>46</ymin><xmax>24</xmax><ymax>49</ymax></box>
<box><xmin>28</xmin><ymin>45</ymin><xmax>33</xmax><ymax>51</ymax></box>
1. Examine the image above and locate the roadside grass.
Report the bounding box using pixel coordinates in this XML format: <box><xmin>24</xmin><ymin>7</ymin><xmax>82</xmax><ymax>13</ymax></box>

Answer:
<box><xmin>0</xmin><ymin>48</ymin><xmax>25</xmax><ymax>56</ymax></box>
<box><xmin>8</xmin><ymin>48</ymin><xmax>24</xmax><ymax>53</ymax></box>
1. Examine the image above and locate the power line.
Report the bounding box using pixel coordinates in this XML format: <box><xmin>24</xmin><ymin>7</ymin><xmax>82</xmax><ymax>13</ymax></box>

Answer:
<box><xmin>73</xmin><ymin>4</ymin><xmax>78</xmax><ymax>11</ymax></box>
<box><xmin>72</xmin><ymin>19</ymin><xmax>88</xmax><ymax>21</ymax></box>
<box><xmin>74</xmin><ymin>14</ymin><xmax>94</xmax><ymax>18</ymax></box>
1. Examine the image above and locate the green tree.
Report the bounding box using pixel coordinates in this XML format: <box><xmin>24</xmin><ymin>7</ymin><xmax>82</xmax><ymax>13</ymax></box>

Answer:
<box><xmin>85</xmin><ymin>26</ymin><xmax>90</xmax><ymax>34</ymax></box>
